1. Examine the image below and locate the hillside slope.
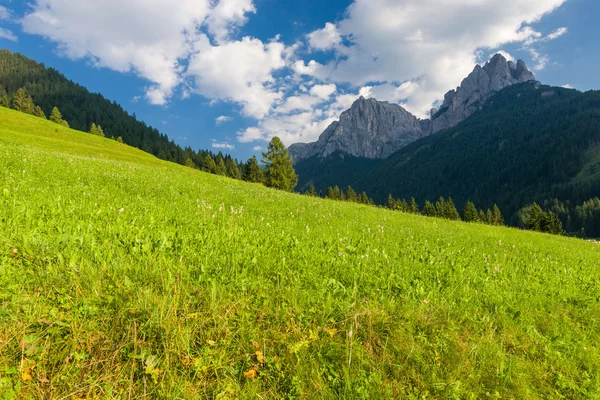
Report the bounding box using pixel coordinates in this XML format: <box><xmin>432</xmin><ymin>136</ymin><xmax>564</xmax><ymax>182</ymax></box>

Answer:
<box><xmin>297</xmin><ymin>82</ymin><xmax>600</xmax><ymax>235</ymax></box>
<box><xmin>1</xmin><ymin>107</ymin><xmax>599</xmax><ymax>398</ymax></box>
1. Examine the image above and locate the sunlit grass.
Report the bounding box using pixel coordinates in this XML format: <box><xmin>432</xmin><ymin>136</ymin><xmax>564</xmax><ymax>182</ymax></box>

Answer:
<box><xmin>1</xmin><ymin>107</ymin><xmax>599</xmax><ymax>399</ymax></box>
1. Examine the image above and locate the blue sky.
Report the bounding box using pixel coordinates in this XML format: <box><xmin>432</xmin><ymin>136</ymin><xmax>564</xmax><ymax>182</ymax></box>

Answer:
<box><xmin>0</xmin><ymin>0</ymin><xmax>598</xmax><ymax>160</ymax></box>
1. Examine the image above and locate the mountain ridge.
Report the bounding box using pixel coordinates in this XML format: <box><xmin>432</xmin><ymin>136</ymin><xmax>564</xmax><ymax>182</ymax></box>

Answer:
<box><xmin>289</xmin><ymin>53</ymin><xmax>536</xmax><ymax>162</ymax></box>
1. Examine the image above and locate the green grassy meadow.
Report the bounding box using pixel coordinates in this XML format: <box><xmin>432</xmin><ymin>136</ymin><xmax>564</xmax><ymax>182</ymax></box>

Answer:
<box><xmin>1</xmin><ymin>107</ymin><xmax>600</xmax><ymax>399</ymax></box>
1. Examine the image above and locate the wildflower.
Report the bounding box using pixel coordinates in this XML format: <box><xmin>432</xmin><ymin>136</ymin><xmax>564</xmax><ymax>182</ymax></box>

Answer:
<box><xmin>119</xmin><ymin>208</ymin><xmax>125</xmax><ymax>213</ymax></box>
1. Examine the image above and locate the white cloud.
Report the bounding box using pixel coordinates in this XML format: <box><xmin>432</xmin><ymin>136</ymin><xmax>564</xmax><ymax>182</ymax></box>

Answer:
<box><xmin>187</xmin><ymin>37</ymin><xmax>287</xmax><ymax>118</ymax></box>
<box><xmin>253</xmin><ymin>146</ymin><xmax>263</xmax><ymax>151</ymax></box>
<box><xmin>546</xmin><ymin>27</ymin><xmax>568</xmax><ymax>41</ymax></box>
<box><xmin>310</xmin><ymin>84</ymin><xmax>337</xmax><ymax>99</ymax></box>
<box><xmin>212</xmin><ymin>141</ymin><xmax>235</xmax><ymax>150</ymax></box>
<box><xmin>216</xmin><ymin>115</ymin><xmax>233</xmax><ymax>125</ymax></box>
<box><xmin>206</xmin><ymin>0</ymin><xmax>256</xmax><ymax>44</ymax></box>
<box><xmin>307</xmin><ymin>23</ymin><xmax>341</xmax><ymax>51</ymax></box>
<box><xmin>21</xmin><ymin>0</ymin><xmax>268</xmax><ymax>108</ymax></box>
<box><xmin>0</xmin><ymin>28</ymin><xmax>17</xmax><ymax>42</ymax></box>
<box><xmin>0</xmin><ymin>6</ymin><xmax>12</xmax><ymax>20</ymax></box>
<box><xmin>296</xmin><ymin>0</ymin><xmax>567</xmax><ymax>116</ymax></box>
<box><xmin>561</xmin><ymin>84</ymin><xmax>574</xmax><ymax>89</ymax></box>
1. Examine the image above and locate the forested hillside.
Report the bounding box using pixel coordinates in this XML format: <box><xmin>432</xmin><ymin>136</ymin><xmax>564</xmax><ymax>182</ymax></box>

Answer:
<box><xmin>297</xmin><ymin>82</ymin><xmax>600</xmax><ymax>237</ymax></box>
<box><xmin>0</xmin><ymin>49</ymin><xmax>240</xmax><ymax>170</ymax></box>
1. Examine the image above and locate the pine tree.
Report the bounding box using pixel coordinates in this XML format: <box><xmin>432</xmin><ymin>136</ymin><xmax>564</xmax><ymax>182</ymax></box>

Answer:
<box><xmin>262</xmin><ymin>137</ymin><xmax>298</xmax><ymax>192</ymax></box>
<box><xmin>184</xmin><ymin>158</ymin><xmax>197</xmax><ymax>169</ymax></box>
<box><xmin>479</xmin><ymin>209</ymin><xmax>486</xmax><ymax>222</ymax></box>
<box><xmin>486</xmin><ymin>209</ymin><xmax>494</xmax><ymax>225</ymax></box>
<box><xmin>215</xmin><ymin>157</ymin><xmax>227</xmax><ymax>176</ymax></box>
<box><xmin>227</xmin><ymin>160</ymin><xmax>242</xmax><ymax>180</ymax></box>
<box><xmin>423</xmin><ymin>200</ymin><xmax>436</xmax><ymax>217</ymax></box>
<box><xmin>360</xmin><ymin>192</ymin><xmax>369</xmax><ymax>204</ymax></box>
<box><xmin>203</xmin><ymin>155</ymin><xmax>217</xmax><ymax>174</ymax></box>
<box><xmin>117</xmin><ymin>136</ymin><xmax>124</xmax><ymax>143</ymax></box>
<box><xmin>243</xmin><ymin>156</ymin><xmax>263</xmax><ymax>183</ymax></box>
<box><xmin>435</xmin><ymin>197</ymin><xmax>446</xmax><ymax>217</ymax></box>
<box><xmin>33</xmin><ymin>105</ymin><xmax>46</xmax><ymax>119</ymax></box>
<box><xmin>307</xmin><ymin>185</ymin><xmax>317</xmax><ymax>197</ymax></box>
<box><xmin>49</xmin><ymin>107</ymin><xmax>64</xmax><ymax>124</ymax></box>
<box><xmin>346</xmin><ymin>186</ymin><xmax>358</xmax><ymax>202</ymax></box>
<box><xmin>90</xmin><ymin>123</ymin><xmax>98</xmax><ymax>135</ymax></box>
<box><xmin>326</xmin><ymin>187</ymin><xmax>336</xmax><ymax>200</ymax></box>
<box><xmin>461</xmin><ymin>201</ymin><xmax>480</xmax><ymax>222</ymax></box>
<box><xmin>445</xmin><ymin>198</ymin><xmax>460</xmax><ymax>220</ymax></box>
<box><xmin>409</xmin><ymin>198</ymin><xmax>419</xmax><ymax>214</ymax></box>
<box><xmin>387</xmin><ymin>194</ymin><xmax>397</xmax><ymax>210</ymax></box>
<box><xmin>12</xmin><ymin>88</ymin><xmax>34</xmax><ymax>114</ymax></box>
<box><xmin>492</xmin><ymin>204</ymin><xmax>504</xmax><ymax>226</ymax></box>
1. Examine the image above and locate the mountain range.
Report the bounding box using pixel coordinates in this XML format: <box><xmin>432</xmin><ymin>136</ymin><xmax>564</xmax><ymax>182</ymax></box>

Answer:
<box><xmin>289</xmin><ymin>54</ymin><xmax>536</xmax><ymax>162</ymax></box>
<box><xmin>291</xmin><ymin>55</ymin><xmax>600</xmax><ymax>237</ymax></box>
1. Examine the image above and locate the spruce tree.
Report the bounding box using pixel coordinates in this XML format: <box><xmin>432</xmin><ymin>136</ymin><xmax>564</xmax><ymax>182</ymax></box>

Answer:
<box><xmin>184</xmin><ymin>158</ymin><xmax>197</xmax><ymax>169</ymax></box>
<box><xmin>33</xmin><ymin>105</ymin><xmax>46</xmax><ymax>119</ymax></box>
<box><xmin>49</xmin><ymin>107</ymin><xmax>64</xmax><ymax>124</ymax></box>
<box><xmin>409</xmin><ymin>198</ymin><xmax>419</xmax><ymax>214</ymax></box>
<box><xmin>423</xmin><ymin>200</ymin><xmax>436</xmax><ymax>217</ymax></box>
<box><xmin>326</xmin><ymin>187</ymin><xmax>336</xmax><ymax>200</ymax></box>
<box><xmin>215</xmin><ymin>157</ymin><xmax>227</xmax><ymax>176</ymax></box>
<box><xmin>227</xmin><ymin>161</ymin><xmax>242</xmax><ymax>180</ymax></box>
<box><xmin>492</xmin><ymin>204</ymin><xmax>504</xmax><ymax>226</ymax></box>
<box><xmin>445</xmin><ymin>198</ymin><xmax>460</xmax><ymax>220</ymax></box>
<box><xmin>203</xmin><ymin>155</ymin><xmax>217</xmax><ymax>174</ymax></box>
<box><xmin>461</xmin><ymin>201</ymin><xmax>479</xmax><ymax>222</ymax></box>
<box><xmin>387</xmin><ymin>194</ymin><xmax>397</xmax><ymax>210</ymax></box>
<box><xmin>90</xmin><ymin>123</ymin><xmax>98</xmax><ymax>135</ymax></box>
<box><xmin>262</xmin><ymin>137</ymin><xmax>298</xmax><ymax>192</ymax></box>
<box><xmin>12</xmin><ymin>88</ymin><xmax>34</xmax><ymax>114</ymax></box>
<box><xmin>346</xmin><ymin>186</ymin><xmax>358</xmax><ymax>202</ymax></box>
<box><xmin>307</xmin><ymin>185</ymin><xmax>317</xmax><ymax>197</ymax></box>
<box><xmin>243</xmin><ymin>156</ymin><xmax>263</xmax><ymax>183</ymax></box>
<box><xmin>486</xmin><ymin>209</ymin><xmax>494</xmax><ymax>225</ymax></box>
<box><xmin>360</xmin><ymin>192</ymin><xmax>369</xmax><ymax>204</ymax></box>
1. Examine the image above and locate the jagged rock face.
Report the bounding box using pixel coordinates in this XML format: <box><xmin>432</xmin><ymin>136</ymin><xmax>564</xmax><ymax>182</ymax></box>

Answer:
<box><xmin>430</xmin><ymin>54</ymin><xmax>535</xmax><ymax>133</ymax></box>
<box><xmin>289</xmin><ymin>97</ymin><xmax>426</xmax><ymax>161</ymax></box>
<box><xmin>289</xmin><ymin>54</ymin><xmax>535</xmax><ymax>162</ymax></box>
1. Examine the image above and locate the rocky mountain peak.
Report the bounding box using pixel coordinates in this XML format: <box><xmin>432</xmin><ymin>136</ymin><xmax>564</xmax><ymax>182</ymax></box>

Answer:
<box><xmin>289</xmin><ymin>54</ymin><xmax>536</xmax><ymax>162</ymax></box>
<box><xmin>429</xmin><ymin>54</ymin><xmax>535</xmax><ymax>133</ymax></box>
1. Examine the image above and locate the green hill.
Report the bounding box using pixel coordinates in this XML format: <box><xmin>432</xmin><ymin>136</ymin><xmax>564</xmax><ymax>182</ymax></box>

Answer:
<box><xmin>0</xmin><ymin>49</ymin><xmax>243</xmax><ymax>171</ymax></box>
<box><xmin>1</xmin><ymin>107</ymin><xmax>599</xmax><ymax>398</ymax></box>
<box><xmin>295</xmin><ymin>82</ymin><xmax>600</xmax><ymax>236</ymax></box>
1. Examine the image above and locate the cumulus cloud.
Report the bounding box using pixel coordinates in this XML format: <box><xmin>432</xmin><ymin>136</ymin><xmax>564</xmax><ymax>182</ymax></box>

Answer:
<box><xmin>307</xmin><ymin>23</ymin><xmax>341</xmax><ymax>51</ymax></box>
<box><xmin>20</xmin><ymin>0</ymin><xmax>284</xmax><ymax>113</ymax></box>
<box><xmin>187</xmin><ymin>37</ymin><xmax>287</xmax><ymax>118</ymax></box>
<box><xmin>297</xmin><ymin>0</ymin><xmax>567</xmax><ymax>116</ymax></box>
<box><xmin>0</xmin><ymin>6</ymin><xmax>12</xmax><ymax>20</ymax></box>
<box><xmin>216</xmin><ymin>115</ymin><xmax>233</xmax><ymax>125</ymax></box>
<box><xmin>0</xmin><ymin>28</ymin><xmax>17</xmax><ymax>42</ymax></box>
<box><xmin>212</xmin><ymin>141</ymin><xmax>235</xmax><ymax>150</ymax></box>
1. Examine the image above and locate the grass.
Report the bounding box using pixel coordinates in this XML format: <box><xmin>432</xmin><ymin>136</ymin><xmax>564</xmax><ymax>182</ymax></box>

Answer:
<box><xmin>0</xmin><ymin>106</ymin><xmax>599</xmax><ymax>399</ymax></box>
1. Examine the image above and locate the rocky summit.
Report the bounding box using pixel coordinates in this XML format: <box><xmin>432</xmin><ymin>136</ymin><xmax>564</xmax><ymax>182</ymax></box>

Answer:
<box><xmin>429</xmin><ymin>54</ymin><xmax>536</xmax><ymax>133</ymax></box>
<box><xmin>289</xmin><ymin>54</ymin><xmax>535</xmax><ymax>162</ymax></box>
<box><xmin>289</xmin><ymin>97</ymin><xmax>426</xmax><ymax>161</ymax></box>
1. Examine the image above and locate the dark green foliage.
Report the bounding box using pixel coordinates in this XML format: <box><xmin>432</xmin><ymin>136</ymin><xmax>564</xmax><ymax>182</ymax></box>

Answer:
<box><xmin>519</xmin><ymin>203</ymin><xmax>564</xmax><ymax>235</ymax></box>
<box><xmin>227</xmin><ymin>160</ymin><xmax>242</xmax><ymax>180</ymax></box>
<box><xmin>184</xmin><ymin>158</ymin><xmax>197</xmax><ymax>169</ymax></box>
<box><xmin>305</xmin><ymin>185</ymin><xmax>318</xmax><ymax>197</ymax></box>
<box><xmin>262</xmin><ymin>137</ymin><xmax>298</xmax><ymax>192</ymax></box>
<box><xmin>244</xmin><ymin>156</ymin><xmax>263</xmax><ymax>183</ymax></box>
<box><xmin>423</xmin><ymin>201</ymin><xmax>436</xmax><ymax>217</ymax></box>
<box><xmin>215</xmin><ymin>158</ymin><xmax>227</xmax><ymax>176</ymax></box>
<box><xmin>295</xmin><ymin>82</ymin><xmax>600</xmax><ymax>237</ymax></box>
<box><xmin>462</xmin><ymin>201</ymin><xmax>480</xmax><ymax>222</ymax></box>
<box><xmin>33</xmin><ymin>105</ymin><xmax>46</xmax><ymax>119</ymax></box>
<box><xmin>294</xmin><ymin>151</ymin><xmax>381</xmax><ymax>193</ymax></box>
<box><xmin>326</xmin><ymin>186</ymin><xmax>344</xmax><ymax>201</ymax></box>
<box><xmin>409</xmin><ymin>198</ymin><xmax>419</xmax><ymax>214</ymax></box>
<box><xmin>346</xmin><ymin>186</ymin><xmax>358</xmax><ymax>202</ymax></box>
<box><xmin>203</xmin><ymin>155</ymin><xmax>217</xmax><ymax>174</ymax></box>
<box><xmin>12</xmin><ymin>88</ymin><xmax>34</xmax><ymax>114</ymax></box>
